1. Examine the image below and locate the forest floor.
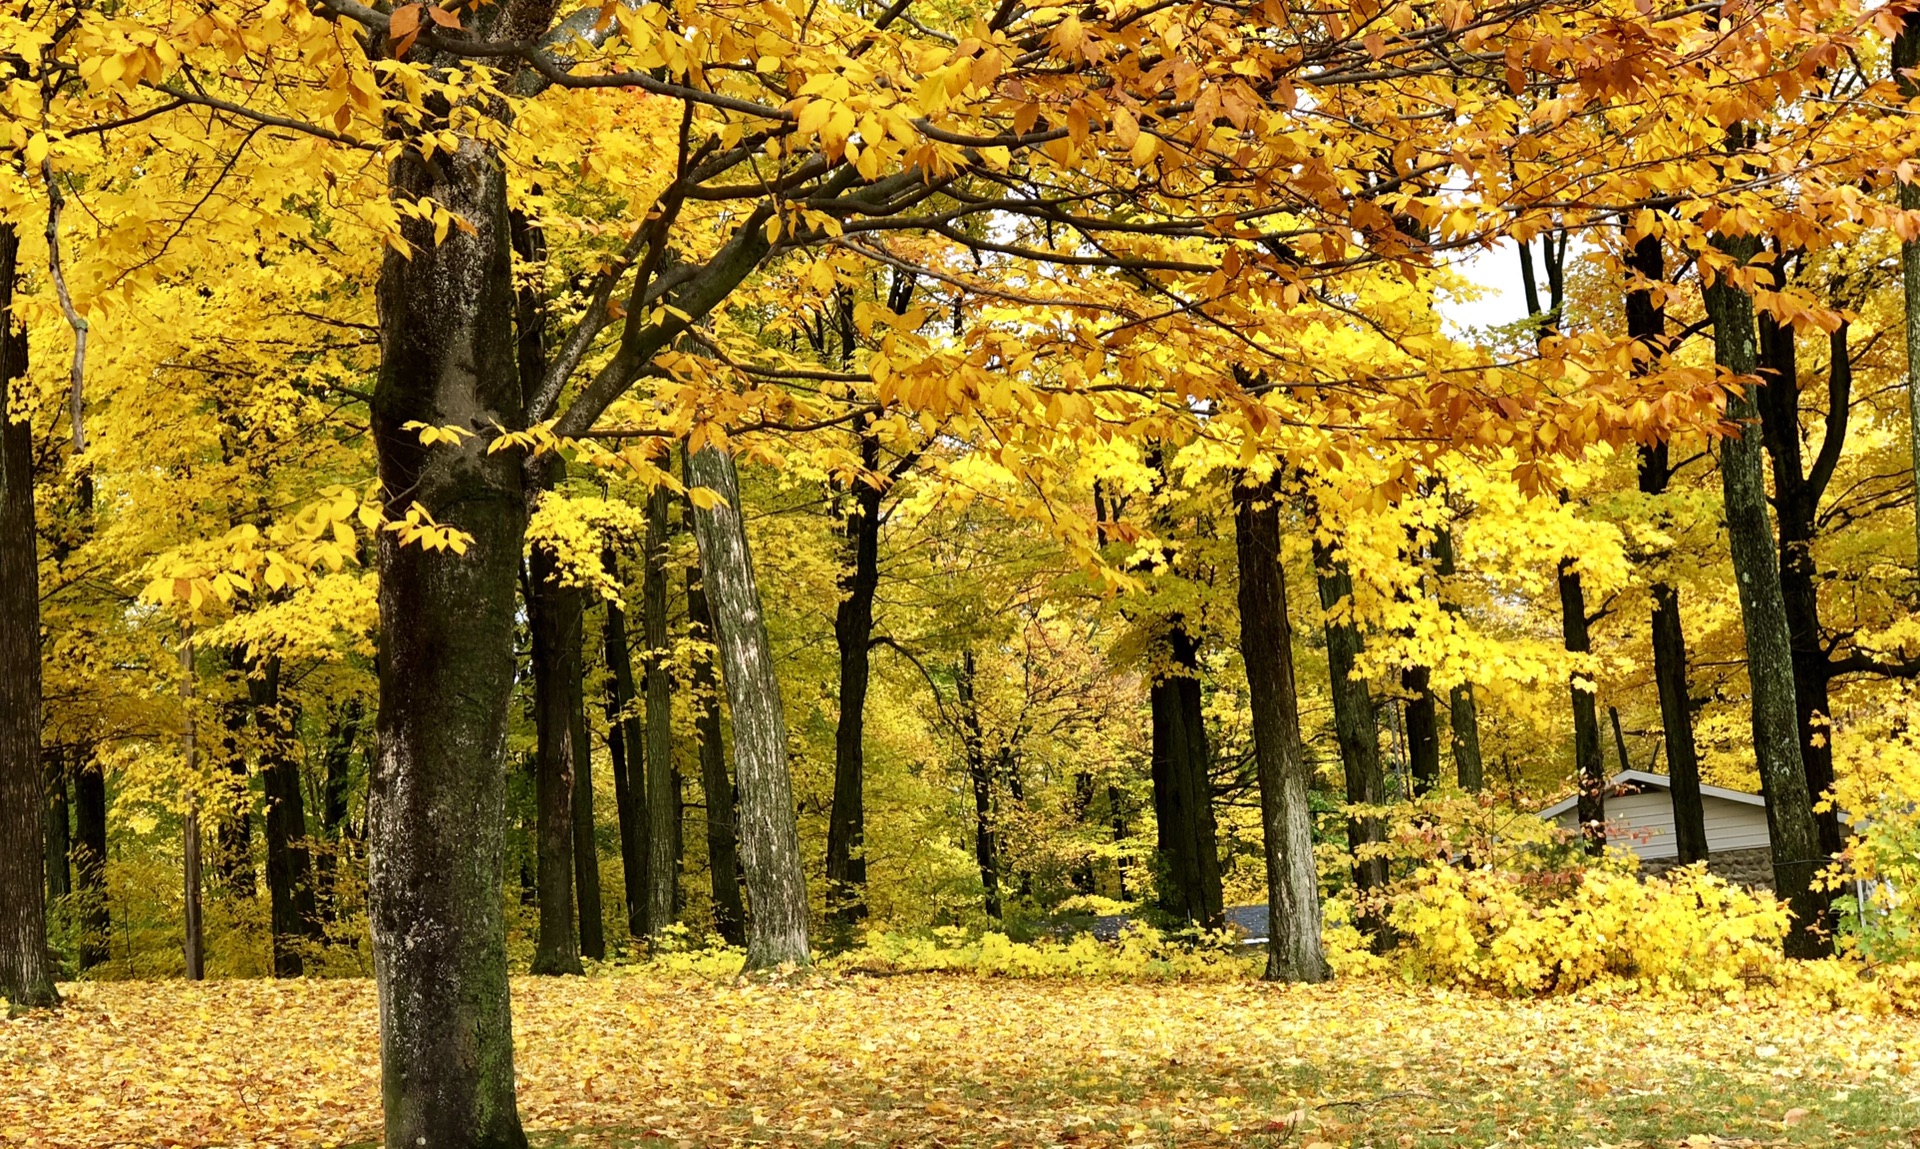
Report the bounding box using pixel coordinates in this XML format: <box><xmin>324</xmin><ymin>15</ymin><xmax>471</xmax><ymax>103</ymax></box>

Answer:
<box><xmin>5</xmin><ymin>973</ymin><xmax>1920</xmax><ymax>1148</ymax></box>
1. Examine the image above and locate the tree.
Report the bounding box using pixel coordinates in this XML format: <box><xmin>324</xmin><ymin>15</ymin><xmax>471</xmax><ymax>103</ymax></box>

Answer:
<box><xmin>527</xmin><ymin>536</ymin><xmax>584</xmax><ymax>978</ymax></box>
<box><xmin>1233</xmin><ymin>471</ymin><xmax>1329</xmax><ymax>983</ymax></box>
<box><xmin>642</xmin><ymin>481</ymin><xmax>678</xmax><ymax>938</ymax></box>
<box><xmin>602</xmin><ymin>582</ymin><xmax>649</xmax><ymax>940</ymax></box>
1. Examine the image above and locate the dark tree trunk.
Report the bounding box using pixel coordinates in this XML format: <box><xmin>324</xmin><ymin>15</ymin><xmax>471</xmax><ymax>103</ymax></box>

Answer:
<box><xmin>317</xmin><ymin>700</ymin><xmax>362</xmax><ymax>920</ymax></box>
<box><xmin>1311</xmin><ymin>536</ymin><xmax>1389</xmax><ymax>898</ymax></box>
<box><xmin>1148</xmin><ymin>624</ymin><xmax>1224</xmax><ymax>928</ymax></box>
<box><xmin>569</xmin><ymin>636</ymin><xmax>603</xmax><ymax>961</ymax></box>
<box><xmin>1626</xmin><ymin>231</ymin><xmax>1709</xmax><ymax>864</ymax></box>
<box><xmin>1558</xmin><ymin>558</ymin><xmax>1606</xmax><ymax>856</ymax></box>
<box><xmin>44</xmin><ymin>749</ymin><xmax>70</xmax><ymax>907</ymax></box>
<box><xmin>1070</xmin><ymin>772</ymin><xmax>1097</xmax><ymax>893</ymax></box>
<box><xmin>0</xmin><ymin>224</ymin><xmax>57</xmax><ymax>1009</ymax></box>
<box><xmin>1106</xmin><ymin>782</ymin><xmax>1130</xmax><ymax>898</ymax></box>
<box><xmin>957</xmin><ymin>651</ymin><xmax>1002</xmax><ymax>919</ymax></box>
<box><xmin>686</xmin><ymin>444</ymin><xmax>811</xmax><ymax>969</ymax></box>
<box><xmin>527</xmin><ymin>541</ymin><xmax>582</xmax><ymax>976</ymax></box>
<box><xmin>602</xmin><ymin>590</ymin><xmax>649</xmax><ymax>941</ymax></box>
<box><xmin>1401</xmin><ymin>667</ymin><xmax>1439</xmax><ymax>796</ymax></box>
<box><xmin>826</xmin><ymin>429</ymin><xmax>883</xmax><ymax>937</ymax></box>
<box><xmin>1428</xmin><ymin>509</ymin><xmax>1483</xmax><ymax>791</ymax></box>
<box><xmin>72</xmin><ymin>750</ymin><xmax>110</xmax><ymax>971</ymax></box>
<box><xmin>217</xmin><ymin>648</ymin><xmax>257</xmax><ymax>900</ymax></box>
<box><xmin>643</xmin><ymin>482</ymin><xmax>678</xmax><ymax>937</ymax></box>
<box><xmin>181</xmin><ymin>638</ymin><xmax>205</xmax><ymax>981</ymax></box>
<box><xmin>1233</xmin><ymin>475</ymin><xmax>1330</xmax><ymax>983</ymax></box>
<box><xmin>685</xmin><ymin>533</ymin><xmax>746</xmax><ymax>946</ymax></box>
<box><xmin>367</xmin><ymin>135</ymin><xmax>528</xmax><ymax>1146</ymax></box>
<box><xmin>254</xmin><ymin>656</ymin><xmax>319</xmax><ymax>976</ymax></box>
<box><xmin>1609</xmin><ymin>706</ymin><xmax>1633</xmax><ymax>773</ymax></box>
<box><xmin>1897</xmin><ymin>19</ymin><xmax>1920</xmax><ymax>566</ymax></box>
<box><xmin>1704</xmin><ymin>226</ymin><xmax>1829</xmax><ymax>957</ymax></box>
<box><xmin>1755</xmin><ymin>311</ymin><xmax>1846</xmax><ymax>861</ymax></box>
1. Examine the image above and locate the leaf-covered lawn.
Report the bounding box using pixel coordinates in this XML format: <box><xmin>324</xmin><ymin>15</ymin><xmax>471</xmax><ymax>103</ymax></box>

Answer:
<box><xmin>7</xmin><ymin>974</ymin><xmax>1920</xmax><ymax>1148</ymax></box>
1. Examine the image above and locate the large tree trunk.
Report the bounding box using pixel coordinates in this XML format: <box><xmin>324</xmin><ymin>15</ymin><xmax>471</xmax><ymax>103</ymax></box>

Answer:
<box><xmin>254</xmin><ymin>656</ymin><xmax>319</xmax><ymax>977</ymax></box>
<box><xmin>0</xmin><ymin>223</ymin><xmax>58</xmax><ymax>1010</ymax></box>
<box><xmin>602</xmin><ymin>590</ymin><xmax>649</xmax><ymax>941</ymax></box>
<box><xmin>1233</xmin><ymin>476</ymin><xmax>1330</xmax><ymax>983</ymax></box>
<box><xmin>72</xmin><ymin>749</ymin><xmax>109</xmax><ymax>970</ymax></box>
<box><xmin>569</xmin><ymin>636</ymin><xmax>604</xmax><ymax>961</ymax></box>
<box><xmin>1704</xmin><ymin>226</ymin><xmax>1829</xmax><ymax>957</ymax></box>
<box><xmin>1148</xmin><ymin>624</ymin><xmax>1224</xmax><ymax>928</ymax></box>
<box><xmin>1626</xmin><ymin>231</ymin><xmax>1709</xmax><ymax>863</ymax></box>
<box><xmin>1311</xmin><ymin>536</ymin><xmax>1389</xmax><ymax>900</ymax></box>
<box><xmin>957</xmin><ymin>651</ymin><xmax>1002</xmax><ymax>919</ymax></box>
<box><xmin>367</xmin><ymin>137</ymin><xmax>529</xmax><ymax>1146</ymax></box>
<box><xmin>643</xmin><ymin>482</ymin><xmax>678</xmax><ymax>937</ymax></box>
<box><xmin>526</xmin><ymin>540</ymin><xmax>583</xmax><ymax>976</ymax></box>
<box><xmin>1401</xmin><ymin>667</ymin><xmax>1439</xmax><ymax>796</ymax></box>
<box><xmin>686</xmin><ymin>444</ymin><xmax>810</xmax><ymax>969</ymax></box>
<box><xmin>1558</xmin><ymin>557</ymin><xmax>1606</xmax><ymax>856</ymax></box>
<box><xmin>1755</xmin><ymin>311</ymin><xmax>1847</xmax><ymax>861</ymax></box>
<box><xmin>685</xmin><ymin>519</ymin><xmax>746</xmax><ymax>946</ymax></box>
<box><xmin>826</xmin><ymin>429</ymin><xmax>882</xmax><ymax>938</ymax></box>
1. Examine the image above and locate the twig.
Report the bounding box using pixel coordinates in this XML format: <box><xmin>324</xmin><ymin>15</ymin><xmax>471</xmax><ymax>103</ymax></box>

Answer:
<box><xmin>42</xmin><ymin>159</ymin><xmax>87</xmax><ymax>455</ymax></box>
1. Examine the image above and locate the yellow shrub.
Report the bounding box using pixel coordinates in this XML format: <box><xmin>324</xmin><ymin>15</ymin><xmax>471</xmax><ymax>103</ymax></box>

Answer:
<box><xmin>1388</xmin><ymin>862</ymin><xmax>1789</xmax><ymax>995</ymax></box>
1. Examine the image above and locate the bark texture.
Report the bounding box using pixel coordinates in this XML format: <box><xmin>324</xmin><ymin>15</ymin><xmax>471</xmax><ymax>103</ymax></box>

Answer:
<box><xmin>1704</xmin><ymin>227</ymin><xmax>1829</xmax><ymax>957</ymax></box>
<box><xmin>1148</xmin><ymin>624</ymin><xmax>1224</xmax><ymax>928</ymax></box>
<box><xmin>1311</xmin><ymin>536</ymin><xmax>1389</xmax><ymax>898</ymax></box>
<box><xmin>367</xmin><ymin>137</ymin><xmax>528</xmax><ymax>1147</ymax></box>
<box><xmin>0</xmin><ymin>223</ymin><xmax>58</xmax><ymax>1010</ymax></box>
<box><xmin>527</xmin><ymin>541</ymin><xmax>582</xmax><ymax>976</ymax></box>
<box><xmin>643</xmin><ymin>483</ymin><xmax>678</xmax><ymax>937</ymax></box>
<box><xmin>569</xmin><ymin>641</ymin><xmax>603</xmax><ymax>962</ymax></box>
<box><xmin>602</xmin><ymin>591</ymin><xmax>649</xmax><ymax>940</ymax></box>
<box><xmin>686</xmin><ymin>444</ymin><xmax>811</xmax><ymax>969</ymax></box>
<box><xmin>685</xmin><ymin>536</ymin><xmax>747</xmax><ymax>946</ymax></box>
<box><xmin>825</xmin><ymin>429</ymin><xmax>883</xmax><ymax>936</ymax></box>
<box><xmin>1233</xmin><ymin>477</ymin><xmax>1329</xmax><ymax>983</ymax></box>
<box><xmin>1898</xmin><ymin>19</ymin><xmax>1920</xmax><ymax>567</ymax></box>
<box><xmin>254</xmin><ymin>656</ymin><xmax>319</xmax><ymax>977</ymax></box>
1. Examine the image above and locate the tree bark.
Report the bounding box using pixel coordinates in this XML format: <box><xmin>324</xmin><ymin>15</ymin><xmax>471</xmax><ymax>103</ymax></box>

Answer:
<box><xmin>1558</xmin><ymin>557</ymin><xmax>1606</xmax><ymax>856</ymax></box>
<box><xmin>317</xmin><ymin>699</ymin><xmax>362</xmax><ymax>920</ymax></box>
<box><xmin>1896</xmin><ymin>19</ymin><xmax>1920</xmax><ymax>567</ymax></box>
<box><xmin>1148</xmin><ymin>623</ymin><xmax>1224</xmax><ymax>928</ymax></box>
<box><xmin>1755</xmin><ymin>311</ymin><xmax>1846</xmax><ymax>861</ymax></box>
<box><xmin>569</xmin><ymin>633</ymin><xmax>603</xmax><ymax>961</ymax></box>
<box><xmin>957</xmin><ymin>650</ymin><xmax>1002</xmax><ymax>919</ymax></box>
<box><xmin>1310</xmin><ymin>535</ymin><xmax>1389</xmax><ymax>899</ymax></box>
<box><xmin>826</xmin><ymin>429</ymin><xmax>882</xmax><ymax>937</ymax></box>
<box><xmin>44</xmin><ymin>749</ymin><xmax>70</xmax><ymax>907</ymax></box>
<box><xmin>643</xmin><ymin>482</ymin><xmax>678</xmax><ymax>938</ymax></box>
<box><xmin>1233</xmin><ymin>476</ymin><xmax>1330</xmax><ymax>983</ymax></box>
<box><xmin>527</xmin><ymin>540</ymin><xmax>583</xmax><ymax>976</ymax></box>
<box><xmin>181</xmin><ymin>636</ymin><xmax>205</xmax><ymax>981</ymax></box>
<box><xmin>254</xmin><ymin>655</ymin><xmax>319</xmax><ymax>976</ymax></box>
<box><xmin>0</xmin><ymin>223</ymin><xmax>58</xmax><ymax>1009</ymax></box>
<box><xmin>217</xmin><ymin>648</ymin><xmax>257</xmax><ymax>900</ymax></box>
<box><xmin>1401</xmin><ymin>666</ymin><xmax>1439</xmax><ymax>796</ymax></box>
<box><xmin>1428</xmin><ymin>507</ymin><xmax>1483</xmax><ymax>791</ymax></box>
<box><xmin>367</xmin><ymin>136</ymin><xmax>528</xmax><ymax>1145</ymax></box>
<box><xmin>1704</xmin><ymin>226</ymin><xmax>1829</xmax><ymax>957</ymax></box>
<box><xmin>686</xmin><ymin>444</ymin><xmax>811</xmax><ymax>969</ymax></box>
<box><xmin>602</xmin><ymin>589</ymin><xmax>649</xmax><ymax>941</ymax></box>
<box><xmin>684</xmin><ymin>503</ymin><xmax>746</xmax><ymax>945</ymax></box>
<box><xmin>72</xmin><ymin>749</ymin><xmax>109</xmax><ymax>970</ymax></box>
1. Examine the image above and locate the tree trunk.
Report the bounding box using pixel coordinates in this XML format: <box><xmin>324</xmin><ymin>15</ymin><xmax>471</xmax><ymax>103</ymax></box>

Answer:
<box><xmin>643</xmin><ymin>482</ymin><xmax>678</xmax><ymax>938</ymax></box>
<box><xmin>317</xmin><ymin>700</ymin><xmax>362</xmax><ymax>920</ymax></box>
<box><xmin>527</xmin><ymin>540</ymin><xmax>582</xmax><ymax>976</ymax></box>
<box><xmin>44</xmin><ymin>749</ymin><xmax>70</xmax><ymax>907</ymax></box>
<box><xmin>72</xmin><ymin>749</ymin><xmax>109</xmax><ymax>971</ymax></box>
<box><xmin>1311</xmin><ymin>536</ymin><xmax>1389</xmax><ymax>899</ymax></box>
<box><xmin>1558</xmin><ymin>557</ymin><xmax>1606</xmax><ymax>856</ymax></box>
<box><xmin>1401</xmin><ymin>667</ymin><xmax>1439</xmax><ymax>796</ymax></box>
<box><xmin>686</xmin><ymin>444</ymin><xmax>811</xmax><ymax>969</ymax></box>
<box><xmin>1896</xmin><ymin>18</ymin><xmax>1920</xmax><ymax>567</ymax></box>
<box><xmin>1704</xmin><ymin>226</ymin><xmax>1829</xmax><ymax>957</ymax></box>
<box><xmin>1755</xmin><ymin>311</ymin><xmax>1846</xmax><ymax>861</ymax></box>
<box><xmin>367</xmin><ymin>138</ymin><xmax>528</xmax><ymax>1146</ymax></box>
<box><xmin>601</xmin><ymin>590</ymin><xmax>649</xmax><ymax>941</ymax></box>
<box><xmin>1233</xmin><ymin>476</ymin><xmax>1330</xmax><ymax>983</ymax></box>
<box><xmin>1626</xmin><ymin>230</ymin><xmax>1710</xmax><ymax>863</ymax></box>
<box><xmin>0</xmin><ymin>223</ymin><xmax>58</xmax><ymax>1009</ymax></box>
<box><xmin>1148</xmin><ymin>624</ymin><xmax>1224</xmax><ymax>928</ymax></box>
<box><xmin>1428</xmin><ymin>507</ymin><xmax>1484</xmax><ymax>791</ymax></box>
<box><xmin>254</xmin><ymin>656</ymin><xmax>319</xmax><ymax>977</ymax></box>
<box><xmin>217</xmin><ymin>648</ymin><xmax>257</xmax><ymax>900</ymax></box>
<box><xmin>181</xmin><ymin>636</ymin><xmax>205</xmax><ymax>981</ymax></box>
<box><xmin>826</xmin><ymin>430</ymin><xmax>883</xmax><ymax>937</ymax></box>
<box><xmin>685</xmin><ymin>533</ymin><xmax>746</xmax><ymax>946</ymax></box>
<box><xmin>569</xmin><ymin>637</ymin><xmax>604</xmax><ymax>961</ymax></box>
<box><xmin>957</xmin><ymin>651</ymin><xmax>1002</xmax><ymax>919</ymax></box>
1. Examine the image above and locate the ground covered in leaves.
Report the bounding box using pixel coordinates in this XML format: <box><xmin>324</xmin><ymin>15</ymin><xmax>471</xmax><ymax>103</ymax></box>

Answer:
<box><xmin>7</xmin><ymin>974</ymin><xmax>1920</xmax><ymax>1148</ymax></box>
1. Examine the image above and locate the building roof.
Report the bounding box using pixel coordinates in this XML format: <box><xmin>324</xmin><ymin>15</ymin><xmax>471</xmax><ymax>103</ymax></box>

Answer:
<box><xmin>1535</xmin><ymin>769</ymin><xmax>1765</xmax><ymax>821</ymax></box>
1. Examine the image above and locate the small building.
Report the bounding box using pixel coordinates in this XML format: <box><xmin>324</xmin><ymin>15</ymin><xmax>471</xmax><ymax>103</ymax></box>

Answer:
<box><xmin>1536</xmin><ymin>769</ymin><xmax>1776</xmax><ymax>887</ymax></box>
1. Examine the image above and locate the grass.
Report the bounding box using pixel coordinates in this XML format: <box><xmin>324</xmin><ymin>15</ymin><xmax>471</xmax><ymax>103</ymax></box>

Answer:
<box><xmin>7</xmin><ymin>972</ymin><xmax>1920</xmax><ymax>1147</ymax></box>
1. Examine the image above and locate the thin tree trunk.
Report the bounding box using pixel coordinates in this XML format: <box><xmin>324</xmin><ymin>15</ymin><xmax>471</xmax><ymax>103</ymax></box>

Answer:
<box><xmin>1233</xmin><ymin>475</ymin><xmax>1330</xmax><ymax>983</ymax></box>
<box><xmin>643</xmin><ymin>482</ymin><xmax>678</xmax><ymax>937</ymax></box>
<box><xmin>684</xmin><ymin>526</ymin><xmax>746</xmax><ymax>946</ymax></box>
<box><xmin>957</xmin><ymin>650</ymin><xmax>1002</xmax><ymax>919</ymax></box>
<box><xmin>527</xmin><ymin>541</ymin><xmax>582</xmax><ymax>976</ymax></box>
<box><xmin>601</xmin><ymin>589</ymin><xmax>649</xmax><ymax>940</ymax></box>
<box><xmin>1149</xmin><ymin>624</ymin><xmax>1224</xmax><ymax>928</ymax></box>
<box><xmin>826</xmin><ymin>429</ymin><xmax>882</xmax><ymax>937</ymax></box>
<box><xmin>686</xmin><ymin>443</ymin><xmax>810</xmax><ymax>969</ymax></box>
<box><xmin>317</xmin><ymin>700</ymin><xmax>362</xmax><ymax>920</ymax></box>
<box><xmin>1626</xmin><ymin>230</ymin><xmax>1710</xmax><ymax>863</ymax></box>
<box><xmin>1401</xmin><ymin>667</ymin><xmax>1439</xmax><ymax>796</ymax></box>
<box><xmin>45</xmin><ymin>749</ymin><xmax>70</xmax><ymax>908</ymax></box>
<box><xmin>72</xmin><ymin>749</ymin><xmax>109</xmax><ymax>970</ymax></box>
<box><xmin>217</xmin><ymin>648</ymin><xmax>257</xmax><ymax>900</ymax></box>
<box><xmin>0</xmin><ymin>223</ymin><xmax>57</xmax><ymax>1009</ymax></box>
<box><xmin>1311</xmin><ymin>535</ymin><xmax>1389</xmax><ymax>900</ymax></box>
<box><xmin>1428</xmin><ymin>506</ymin><xmax>1484</xmax><ymax>791</ymax></box>
<box><xmin>367</xmin><ymin>137</ymin><xmax>528</xmax><ymax>1146</ymax></box>
<box><xmin>569</xmin><ymin>639</ymin><xmax>603</xmax><ymax>961</ymax></box>
<box><xmin>1896</xmin><ymin>19</ymin><xmax>1920</xmax><ymax>567</ymax></box>
<box><xmin>1704</xmin><ymin>224</ymin><xmax>1829</xmax><ymax>957</ymax></box>
<box><xmin>181</xmin><ymin>635</ymin><xmax>205</xmax><ymax>981</ymax></box>
<box><xmin>1558</xmin><ymin>557</ymin><xmax>1606</xmax><ymax>856</ymax></box>
<box><xmin>254</xmin><ymin>655</ymin><xmax>318</xmax><ymax>976</ymax></box>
